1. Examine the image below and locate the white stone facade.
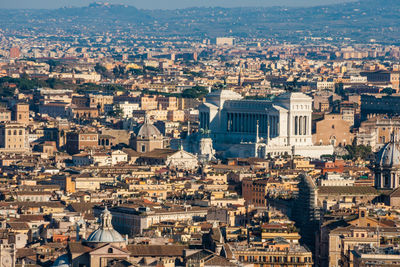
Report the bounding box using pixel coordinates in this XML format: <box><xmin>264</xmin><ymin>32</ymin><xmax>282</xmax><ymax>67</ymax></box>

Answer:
<box><xmin>198</xmin><ymin>90</ymin><xmax>333</xmax><ymax>159</ymax></box>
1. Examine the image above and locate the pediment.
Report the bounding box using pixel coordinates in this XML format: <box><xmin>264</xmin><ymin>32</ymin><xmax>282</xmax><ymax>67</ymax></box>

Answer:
<box><xmin>89</xmin><ymin>244</ymin><xmax>129</xmax><ymax>256</ymax></box>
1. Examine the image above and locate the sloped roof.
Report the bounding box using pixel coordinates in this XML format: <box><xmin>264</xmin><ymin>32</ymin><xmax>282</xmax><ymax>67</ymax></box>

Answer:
<box><xmin>186</xmin><ymin>249</ymin><xmax>214</xmax><ymax>261</ymax></box>
<box><xmin>126</xmin><ymin>245</ymin><xmax>186</xmax><ymax>257</ymax></box>
<box><xmin>15</xmin><ymin>215</ymin><xmax>46</xmax><ymax>222</ymax></box>
<box><xmin>7</xmin><ymin>222</ymin><xmax>29</xmax><ymax>230</ymax></box>
<box><xmin>68</xmin><ymin>242</ymin><xmax>93</xmax><ymax>254</ymax></box>
<box><xmin>222</xmin><ymin>244</ymin><xmax>234</xmax><ymax>260</ymax></box>
<box><xmin>122</xmin><ymin>148</ymin><xmax>142</xmax><ymax>157</ymax></box>
<box><xmin>16</xmin><ymin>248</ymin><xmax>36</xmax><ymax>259</ymax></box>
<box><xmin>14</xmin><ymin>201</ymin><xmax>64</xmax><ymax>208</ymax></box>
<box><xmin>390</xmin><ymin>187</ymin><xmax>400</xmax><ymax>198</ymax></box>
<box><xmin>139</xmin><ymin>149</ymin><xmax>178</xmax><ymax>159</ymax></box>
<box><xmin>67</xmin><ymin>202</ymin><xmax>99</xmax><ymax>213</ymax></box>
<box><xmin>186</xmin><ymin>250</ymin><xmax>236</xmax><ymax>267</ymax></box>
<box><xmin>318</xmin><ymin>186</ymin><xmax>378</xmax><ymax>195</ymax></box>
<box><xmin>204</xmin><ymin>255</ymin><xmax>237</xmax><ymax>266</ymax></box>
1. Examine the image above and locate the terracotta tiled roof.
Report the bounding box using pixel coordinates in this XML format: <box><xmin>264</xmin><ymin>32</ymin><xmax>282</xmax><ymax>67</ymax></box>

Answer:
<box><xmin>16</xmin><ymin>191</ymin><xmax>52</xmax><ymax>196</ymax></box>
<box><xmin>67</xmin><ymin>202</ymin><xmax>99</xmax><ymax>213</ymax></box>
<box><xmin>16</xmin><ymin>248</ymin><xmax>36</xmax><ymax>258</ymax></box>
<box><xmin>390</xmin><ymin>187</ymin><xmax>400</xmax><ymax>197</ymax></box>
<box><xmin>16</xmin><ymin>201</ymin><xmax>64</xmax><ymax>208</ymax></box>
<box><xmin>204</xmin><ymin>255</ymin><xmax>237</xmax><ymax>266</ymax></box>
<box><xmin>139</xmin><ymin>149</ymin><xmax>178</xmax><ymax>159</ymax></box>
<box><xmin>122</xmin><ymin>148</ymin><xmax>142</xmax><ymax>157</ymax></box>
<box><xmin>7</xmin><ymin>222</ymin><xmax>29</xmax><ymax>230</ymax></box>
<box><xmin>68</xmin><ymin>242</ymin><xmax>93</xmax><ymax>254</ymax></box>
<box><xmin>126</xmin><ymin>245</ymin><xmax>186</xmax><ymax>257</ymax></box>
<box><xmin>187</xmin><ymin>249</ymin><xmax>213</xmax><ymax>259</ymax></box>
<box><xmin>16</xmin><ymin>215</ymin><xmax>46</xmax><ymax>222</ymax></box>
<box><xmin>318</xmin><ymin>186</ymin><xmax>378</xmax><ymax>195</ymax></box>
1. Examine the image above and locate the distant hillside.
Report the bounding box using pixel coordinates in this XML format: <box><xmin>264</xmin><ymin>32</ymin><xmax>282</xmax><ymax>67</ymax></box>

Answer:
<box><xmin>49</xmin><ymin>2</ymin><xmax>151</xmax><ymax>23</ymax></box>
<box><xmin>0</xmin><ymin>0</ymin><xmax>400</xmax><ymax>43</ymax></box>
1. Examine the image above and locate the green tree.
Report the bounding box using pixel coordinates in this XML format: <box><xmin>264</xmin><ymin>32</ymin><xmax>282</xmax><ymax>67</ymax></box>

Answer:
<box><xmin>95</xmin><ymin>63</ymin><xmax>113</xmax><ymax>79</ymax></box>
<box><xmin>381</xmin><ymin>87</ymin><xmax>395</xmax><ymax>95</ymax></box>
<box><xmin>212</xmin><ymin>82</ymin><xmax>224</xmax><ymax>91</ymax></box>
<box><xmin>332</xmin><ymin>100</ymin><xmax>342</xmax><ymax>113</ymax></box>
<box><xmin>113</xmin><ymin>66</ymin><xmax>125</xmax><ymax>78</ymax></box>
<box><xmin>46</xmin><ymin>78</ymin><xmax>65</xmax><ymax>89</ymax></box>
<box><xmin>0</xmin><ymin>86</ymin><xmax>15</xmax><ymax>97</ymax></box>
<box><xmin>144</xmin><ymin>66</ymin><xmax>160</xmax><ymax>72</ymax></box>
<box><xmin>77</xmin><ymin>83</ymin><xmax>101</xmax><ymax>94</ymax></box>
<box><xmin>344</xmin><ymin>138</ymin><xmax>373</xmax><ymax>160</ymax></box>
<box><xmin>335</xmin><ymin>83</ymin><xmax>345</xmax><ymax>96</ymax></box>
<box><xmin>260</xmin><ymin>63</ymin><xmax>267</xmax><ymax>73</ymax></box>
<box><xmin>130</xmin><ymin>68</ymin><xmax>144</xmax><ymax>75</ymax></box>
<box><xmin>47</xmin><ymin>59</ymin><xmax>60</xmax><ymax>72</ymax></box>
<box><xmin>105</xmin><ymin>84</ymin><xmax>126</xmax><ymax>92</ymax></box>
<box><xmin>109</xmin><ymin>105</ymin><xmax>123</xmax><ymax>118</ymax></box>
<box><xmin>182</xmin><ymin>86</ymin><xmax>209</xmax><ymax>99</ymax></box>
<box><xmin>94</xmin><ymin>63</ymin><xmax>107</xmax><ymax>74</ymax></box>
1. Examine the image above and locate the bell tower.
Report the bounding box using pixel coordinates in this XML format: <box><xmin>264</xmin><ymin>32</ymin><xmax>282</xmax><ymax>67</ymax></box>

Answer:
<box><xmin>100</xmin><ymin>206</ymin><xmax>113</xmax><ymax>229</ymax></box>
<box><xmin>12</xmin><ymin>103</ymin><xmax>29</xmax><ymax>125</ymax></box>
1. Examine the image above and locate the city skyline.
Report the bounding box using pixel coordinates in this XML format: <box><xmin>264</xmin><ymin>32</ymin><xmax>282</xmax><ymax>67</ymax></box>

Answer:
<box><xmin>2</xmin><ymin>0</ymin><xmax>400</xmax><ymax>266</ymax></box>
<box><xmin>1</xmin><ymin>0</ymin><xmax>355</xmax><ymax>9</ymax></box>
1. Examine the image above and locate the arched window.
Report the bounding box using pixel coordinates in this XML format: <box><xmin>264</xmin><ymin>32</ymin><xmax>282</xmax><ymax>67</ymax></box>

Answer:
<box><xmin>108</xmin><ymin>248</ymin><xmax>113</xmax><ymax>253</ymax></box>
<box><xmin>330</xmin><ymin>136</ymin><xmax>336</xmax><ymax>146</ymax></box>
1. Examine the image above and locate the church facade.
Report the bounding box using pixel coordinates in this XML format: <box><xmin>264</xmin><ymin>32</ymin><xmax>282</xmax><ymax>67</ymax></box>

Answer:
<box><xmin>198</xmin><ymin>90</ymin><xmax>333</xmax><ymax>158</ymax></box>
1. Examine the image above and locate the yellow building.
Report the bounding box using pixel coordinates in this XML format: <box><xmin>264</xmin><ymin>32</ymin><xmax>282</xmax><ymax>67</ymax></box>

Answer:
<box><xmin>0</xmin><ymin>122</ymin><xmax>29</xmax><ymax>152</ymax></box>
<box><xmin>234</xmin><ymin>244</ymin><xmax>313</xmax><ymax>267</ymax></box>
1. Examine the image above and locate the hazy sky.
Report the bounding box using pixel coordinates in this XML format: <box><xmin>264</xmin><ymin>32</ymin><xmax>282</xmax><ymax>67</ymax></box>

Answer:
<box><xmin>0</xmin><ymin>0</ymin><xmax>355</xmax><ymax>9</ymax></box>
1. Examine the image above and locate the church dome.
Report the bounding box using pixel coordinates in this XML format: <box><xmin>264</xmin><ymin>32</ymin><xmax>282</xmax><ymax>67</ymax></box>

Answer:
<box><xmin>51</xmin><ymin>254</ymin><xmax>70</xmax><ymax>267</ymax></box>
<box><xmin>135</xmin><ymin>123</ymin><xmax>161</xmax><ymax>138</ymax></box>
<box><xmin>85</xmin><ymin>207</ymin><xmax>125</xmax><ymax>244</ymax></box>
<box><xmin>134</xmin><ymin>116</ymin><xmax>161</xmax><ymax>138</ymax></box>
<box><xmin>376</xmin><ymin>141</ymin><xmax>400</xmax><ymax>168</ymax></box>
<box><xmin>86</xmin><ymin>228</ymin><xmax>125</xmax><ymax>243</ymax></box>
